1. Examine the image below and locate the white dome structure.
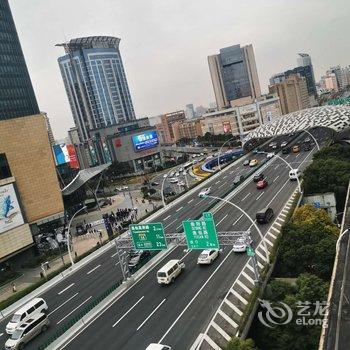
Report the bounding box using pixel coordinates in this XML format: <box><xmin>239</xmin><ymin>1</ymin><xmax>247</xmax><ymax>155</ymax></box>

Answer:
<box><xmin>244</xmin><ymin>106</ymin><xmax>350</xmax><ymax>144</ymax></box>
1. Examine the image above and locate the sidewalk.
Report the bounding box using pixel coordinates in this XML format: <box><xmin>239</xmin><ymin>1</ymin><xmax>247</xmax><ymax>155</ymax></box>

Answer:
<box><xmin>0</xmin><ymin>192</ymin><xmax>160</xmax><ymax>303</ymax></box>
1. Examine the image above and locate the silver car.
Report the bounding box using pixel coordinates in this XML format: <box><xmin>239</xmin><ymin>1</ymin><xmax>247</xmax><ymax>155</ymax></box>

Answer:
<box><xmin>5</xmin><ymin>313</ymin><xmax>49</xmax><ymax>350</ymax></box>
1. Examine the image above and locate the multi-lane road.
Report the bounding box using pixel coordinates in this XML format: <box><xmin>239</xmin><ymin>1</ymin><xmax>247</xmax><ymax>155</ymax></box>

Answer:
<box><xmin>60</xmin><ymin>137</ymin><xmax>318</xmax><ymax>350</ymax></box>
<box><xmin>0</xmin><ymin>133</ymin><xmax>320</xmax><ymax>349</ymax></box>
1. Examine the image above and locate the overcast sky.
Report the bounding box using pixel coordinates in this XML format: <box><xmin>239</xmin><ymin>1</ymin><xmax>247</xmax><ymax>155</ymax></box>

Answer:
<box><xmin>9</xmin><ymin>0</ymin><xmax>350</xmax><ymax>139</ymax></box>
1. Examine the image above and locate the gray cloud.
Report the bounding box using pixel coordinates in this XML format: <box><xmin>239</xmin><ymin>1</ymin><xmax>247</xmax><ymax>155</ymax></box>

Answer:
<box><xmin>9</xmin><ymin>0</ymin><xmax>350</xmax><ymax>139</ymax></box>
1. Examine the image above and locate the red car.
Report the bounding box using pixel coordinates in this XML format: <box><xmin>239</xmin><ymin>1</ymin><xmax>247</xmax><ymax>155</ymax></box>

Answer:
<box><xmin>257</xmin><ymin>179</ymin><xmax>268</xmax><ymax>189</ymax></box>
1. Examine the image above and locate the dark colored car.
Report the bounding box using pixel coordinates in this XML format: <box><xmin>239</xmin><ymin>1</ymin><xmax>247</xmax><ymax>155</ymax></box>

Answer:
<box><xmin>151</xmin><ymin>181</ymin><xmax>159</xmax><ymax>186</ymax></box>
<box><xmin>303</xmin><ymin>143</ymin><xmax>311</xmax><ymax>151</ymax></box>
<box><xmin>256</xmin><ymin>207</ymin><xmax>274</xmax><ymax>224</ymax></box>
<box><xmin>257</xmin><ymin>179</ymin><xmax>268</xmax><ymax>189</ymax></box>
<box><xmin>243</xmin><ymin>159</ymin><xmax>250</xmax><ymax>166</ymax></box>
<box><xmin>253</xmin><ymin>173</ymin><xmax>264</xmax><ymax>182</ymax></box>
<box><xmin>282</xmin><ymin>147</ymin><xmax>289</xmax><ymax>154</ymax></box>
<box><xmin>128</xmin><ymin>250</ymin><xmax>150</xmax><ymax>269</ymax></box>
<box><xmin>234</xmin><ymin>175</ymin><xmax>244</xmax><ymax>185</ymax></box>
<box><xmin>163</xmin><ymin>187</ymin><xmax>176</xmax><ymax>197</ymax></box>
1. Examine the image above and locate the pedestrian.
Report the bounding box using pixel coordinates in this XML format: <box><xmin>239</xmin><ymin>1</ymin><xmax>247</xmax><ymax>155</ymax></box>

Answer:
<box><xmin>75</xmin><ymin>251</ymin><xmax>78</xmax><ymax>259</ymax></box>
<box><xmin>12</xmin><ymin>283</ymin><xmax>16</xmax><ymax>293</ymax></box>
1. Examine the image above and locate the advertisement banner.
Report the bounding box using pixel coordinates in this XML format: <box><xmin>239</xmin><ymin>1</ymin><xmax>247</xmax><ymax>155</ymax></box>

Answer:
<box><xmin>0</xmin><ymin>184</ymin><xmax>25</xmax><ymax>234</ymax></box>
<box><xmin>114</xmin><ymin>138</ymin><xmax>122</xmax><ymax>148</ymax></box>
<box><xmin>66</xmin><ymin>144</ymin><xmax>80</xmax><ymax>169</ymax></box>
<box><xmin>223</xmin><ymin>121</ymin><xmax>232</xmax><ymax>134</ymax></box>
<box><xmin>53</xmin><ymin>144</ymin><xmax>70</xmax><ymax>165</ymax></box>
<box><xmin>132</xmin><ymin>131</ymin><xmax>159</xmax><ymax>152</ymax></box>
<box><xmin>101</xmin><ymin>138</ymin><xmax>112</xmax><ymax>163</ymax></box>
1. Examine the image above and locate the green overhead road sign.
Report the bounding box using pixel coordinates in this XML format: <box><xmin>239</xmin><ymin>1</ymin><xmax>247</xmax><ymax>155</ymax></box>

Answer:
<box><xmin>247</xmin><ymin>246</ymin><xmax>255</xmax><ymax>257</ymax></box>
<box><xmin>129</xmin><ymin>223</ymin><xmax>167</xmax><ymax>250</ymax></box>
<box><xmin>182</xmin><ymin>212</ymin><xmax>219</xmax><ymax>250</ymax></box>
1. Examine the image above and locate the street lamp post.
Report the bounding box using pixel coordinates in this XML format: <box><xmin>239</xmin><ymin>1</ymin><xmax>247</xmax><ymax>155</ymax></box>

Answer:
<box><xmin>263</xmin><ymin>152</ymin><xmax>302</xmax><ymax>193</ymax></box>
<box><xmin>301</xmin><ymin>129</ymin><xmax>320</xmax><ymax>151</ymax></box>
<box><xmin>217</xmin><ymin>136</ymin><xmax>241</xmax><ymax>170</ymax></box>
<box><xmin>66</xmin><ymin>206</ymin><xmax>87</xmax><ymax>267</ymax></box>
<box><xmin>161</xmin><ymin>168</ymin><xmax>176</xmax><ymax>208</ymax></box>
<box><xmin>204</xmin><ymin>194</ymin><xmax>270</xmax><ymax>264</ymax></box>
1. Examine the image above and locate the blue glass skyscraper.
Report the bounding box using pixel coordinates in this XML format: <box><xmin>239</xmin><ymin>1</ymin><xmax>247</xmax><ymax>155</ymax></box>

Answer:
<box><xmin>57</xmin><ymin>36</ymin><xmax>136</xmax><ymax>141</ymax></box>
<box><xmin>0</xmin><ymin>0</ymin><xmax>39</xmax><ymax>120</ymax></box>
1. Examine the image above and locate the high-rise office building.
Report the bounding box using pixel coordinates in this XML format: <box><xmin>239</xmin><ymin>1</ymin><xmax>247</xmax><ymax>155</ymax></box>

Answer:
<box><xmin>0</xmin><ymin>0</ymin><xmax>64</xmax><ymax>262</ymax></box>
<box><xmin>0</xmin><ymin>0</ymin><xmax>39</xmax><ymax>120</ymax></box>
<box><xmin>160</xmin><ymin>110</ymin><xmax>186</xmax><ymax>143</ymax></box>
<box><xmin>185</xmin><ymin>103</ymin><xmax>195</xmax><ymax>119</ymax></box>
<box><xmin>208</xmin><ymin>44</ymin><xmax>261</xmax><ymax>109</ymax></box>
<box><xmin>57</xmin><ymin>36</ymin><xmax>136</xmax><ymax>141</ymax></box>
<box><xmin>269</xmin><ymin>74</ymin><xmax>310</xmax><ymax>115</ymax></box>
<box><xmin>297</xmin><ymin>53</ymin><xmax>312</xmax><ymax>67</ymax></box>
<box><xmin>270</xmin><ymin>53</ymin><xmax>316</xmax><ymax>97</ymax></box>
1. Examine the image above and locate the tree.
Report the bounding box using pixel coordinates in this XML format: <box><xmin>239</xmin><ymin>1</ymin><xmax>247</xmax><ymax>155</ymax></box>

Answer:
<box><xmin>226</xmin><ymin>337</ymin><xmax>257</xmax><ymax>350</ymax></box>
<box><xmin>275</xmin><ymin>205</ymin><xmax>338</xmax><ymax>280</ymax></box>
<box><xmin>295</xmin><ymin>273</ymin><xmax>329</xmax><ymax>302</ymax></box>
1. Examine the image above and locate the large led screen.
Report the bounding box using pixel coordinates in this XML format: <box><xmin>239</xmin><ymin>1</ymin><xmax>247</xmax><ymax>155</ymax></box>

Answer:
<box><xmin>132</xmin><ymin>131</ymin><xmax>159</xmax><ymax>152</ymax></box>
<box><xmin>0</xmin><ymin>184</ymin><xmax>25</xmax><ymax>234</ymax></box>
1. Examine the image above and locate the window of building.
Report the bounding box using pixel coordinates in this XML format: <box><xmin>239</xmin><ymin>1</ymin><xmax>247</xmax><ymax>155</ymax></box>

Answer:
<box><xmin>0</xmin><ymin>153</ymin><xmax>11</xmax><ymax>179</ymax></box>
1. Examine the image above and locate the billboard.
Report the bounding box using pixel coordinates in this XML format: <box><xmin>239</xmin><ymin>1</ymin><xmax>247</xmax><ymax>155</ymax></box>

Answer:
<box><xmin>53</xmin><ymin>144</ymin><xmax>70</xmax><ymax>165</ymax></box>
<box><xmin>66</xmin><ymin>144</ymin><xmax>80</xmax><ymax>169</ymax></box>
<box><xmin>53</xmin><ymin>144</ymin><xmax>79</xmax><ymax>169</ymax></box>
<box><xmin>132</xmin><ymin>131</ymin><xmax>159</xmax><ymax>152</ymax></box>
<box><xmin>223</xmin><ymin>121</ymin><xmax>232</xmax><ymax>134</ymax></box>
<box><xmin>0</xmin><ymin>184</ymin><xmax>25</xmax><ymax>234</ymax></box>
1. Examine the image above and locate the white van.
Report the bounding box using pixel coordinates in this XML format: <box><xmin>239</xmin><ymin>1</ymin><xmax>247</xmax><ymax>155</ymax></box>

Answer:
<box><xmin>6</xmin><ymin>298</ymin><xmax>48</xmax><ymax>334</ymax></box>
<box><xmin>289</xmin><ymin>169</ymin><xmax>301</xmax><ymax>181</ymax></box>
<box><xmin>157</xmin><ymin>259</ymin><xmax>185</xmax><ymax>285</ymax></box>
<box><xmin>146</xmin><ymin>344</ymin><xmax>172</xmax><ymax>350</ymax></box>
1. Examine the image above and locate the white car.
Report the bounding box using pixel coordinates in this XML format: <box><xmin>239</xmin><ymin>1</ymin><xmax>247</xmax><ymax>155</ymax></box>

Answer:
<box><xmin>182</xmin><ymin>171</ymin><xmax>187</xmax><ymax>175</ymax></box>
<box><xmin>197</xmin><ymin>250</ymin><xmax>219</xmax><ymax>265</ymax></box>
<box><xmin>170</xmin><ymin>178</ymin><xmax>178</xmax><ymax>183</ymax></box>
<box><xmin>163</xmin><ymin>174</ymin><xmax>168</xmax><ymax>178</ymax></box>
<box><xmin>233</xmin><ymin>236</ymin><xmax>253</xmax><ymax>253</ymax></box>
<box><xmin>198</xmin><ymin>187</ymin><xmax>211</xmax><ymax>197</ymax></box>
<box><xmin>266</xmin><ymin>152</ymin><xmax>275</xmax><ymax>159</ymax></box>
<box><xmin>169</xmin><ymin>172</ymin><xmax>175</xmax><ymax>177</ymax></box>
<box><xmin>178</xmin><ymin>181</ymin><xmax>185</xmax><ymax>187</ymax></box>
<box><xmin>281</xmin><ymin>141</ymin><xmax>288</xmax><ymax>147</ymax></box>
<box><xmin>175</xmin><ymin>172</ymin><xmax>180</xmax><ymax>177</ymax></box>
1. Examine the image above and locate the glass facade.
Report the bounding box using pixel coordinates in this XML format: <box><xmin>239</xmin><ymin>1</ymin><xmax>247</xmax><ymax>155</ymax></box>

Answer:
<box><xmin>285</xmin><ymin>65</ymin><xmax>316</xmax><ymax>96</ymax></box>
<box><xmin>219</xmin><ymin>45</ymin><xmax>252</xmax><ymax>101</ymax></box>
<box><xmin>58</xmin><ymin>37</ymin><xmax>135</xmax><ymax>141</ymax></box>
<box><xmin>0</xmin><ymin>0</ymin><xmax>39</xmax><ymax>120</ymax></box>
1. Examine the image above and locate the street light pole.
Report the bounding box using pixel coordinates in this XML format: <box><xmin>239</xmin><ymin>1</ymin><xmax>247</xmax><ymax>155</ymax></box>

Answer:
<box><xmin>301</xmin><ymin>129</ymin><xmax>320</xmax><ymax>151</ymax></box>
<box><xmin>204</xmin><ymin>194</ymin><xmax>270</xmax><ymax>264</ymax></box>
<box><xmin>263</xmin><ymin>152</ymin><xmax>302</xmax><ymax>193</ymax></box>
<box><xmin>161</xmin><ymin>168</ymin><xmax>176</xmax><ymax>208</ymax></box>
<box><xmin>66</xmin><ymin>206</ymin><xmax>87</xmax><ymax>267</ymax></box>
<box><xmin>218</xmin><ymin>136</ymin><xmax>241</xmax><ymax>170</ymax></box>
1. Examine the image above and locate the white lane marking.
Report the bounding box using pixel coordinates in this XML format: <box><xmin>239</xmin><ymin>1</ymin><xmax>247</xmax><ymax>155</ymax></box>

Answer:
<box><xmin>215</xmin><ymin>180</ymin><xmax>221</xmax><ymax>184</ymax></box>
<box><xmin>136</xmin><ymin>298</ymin><xmax>166</xmax><ymax>331</ymax></box>
<box><xmin>223</xmin><ymin>175</ymin><xmax>227</xmax><ymax>179</ymax></box>
<box><xmin>115</xmin><ymin>261</ymin><xmax>120</xmax><ymax>266</ymax></box>
<box><xmin>218</xmin><ymin>183</ymin><xmax>226</xmax><ymax>189</ymax></box>
<box><xmin>87</xmin><ymin>264</ymin><xmax>101</xmax><ymax>275</ymax></box>
<box><xmin>165</xmin><ymin>219</ymin><xmax>177</xmax><ymax>228</ymax></box>
<box><xmin>256</xmin><ymin>191</ymin><xmax>264</xmax><ymax>201</ymax></box>
<box><xmin>112</xmin><ymin>296</ymin><xmax>145</xmax><ymax>328</ymax></box>
<box><xmin>58</xmin><ymin>283</ymin><xmax>75</xmax><ymax>295</ymax></box>
<box><xmin>241</xmin><ymin>192</ymin><xmax>251</xmax><ymax>202</ymax></box>
<box><xmin>158</xmin><ymin>248</ymin><xmax>234</xmax><ymax>343</ymax></box>
<box><xmin>0</xmin><ymin>333</ymin><xmax>3</xmax><ymax>338</ymax></box>
<box><xmin>164</xmin><ymin>215</ymin><xmax>171</xmax><ymax>221</ymax></box>
<box><xmin>216</xmin><ymin>214</ymin><xmax>228</xmax><ymax>226</ymax></box>
<box><xmin>274</xmin><ymin>164</ymin><xmax>279</xmax><ymax>170</ymax></box>
<box><xmin>48</xmin><ymin>293</ymin><xmax>79</xmax><ymax>316</ymax></box>
<box><xmin>176</xmin><ymin>206</ymin><xmax>183</xmax><ymax>212</ymax></box>
<box><xmin>273</xmin><ymin>175</ymin><xmax>280</xmax><ymax>182</ymax></box>
<box><xmin>232</xmin><ymin>214</ymin><xmax>244</xmax><ymax>227</ymax></box>
<box><xmin>111</xmin><ymin>251</ymin><xmax>118</xmax><ymax>258</ymax></box>
<box><xmin>57</xmin><ymin>296</ymin><xmax>92</xmax><ymax>324</ymax></box>
<box><xmin>188</xmin><ymin>199</ymin><xmax>194</xmax><ymax>204</ymax></box>
<box><xmin>295</xmin><ymin>153</ymin><xmax>300</xmax><ymax>158</ymax></box>
<box><xmin>176</xmin><ymin>223</ymin><xmax>182</xmax><ymax>230</ymax></box>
